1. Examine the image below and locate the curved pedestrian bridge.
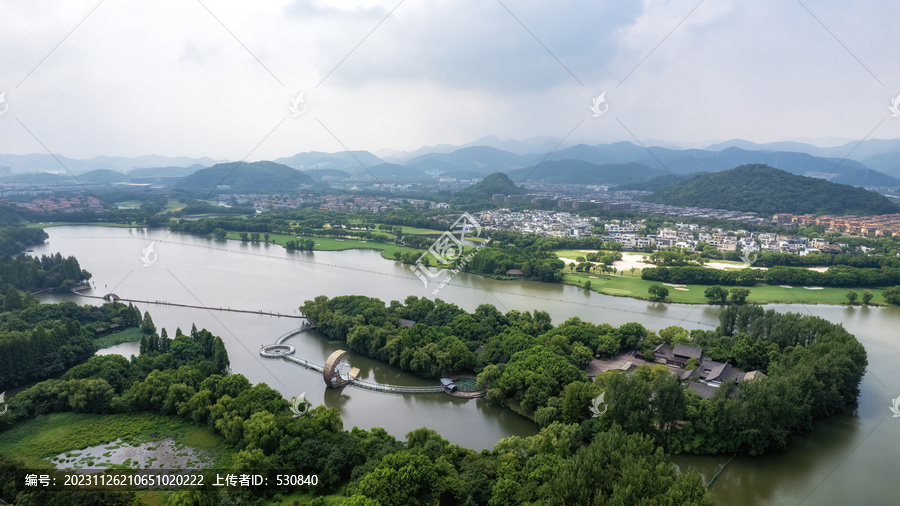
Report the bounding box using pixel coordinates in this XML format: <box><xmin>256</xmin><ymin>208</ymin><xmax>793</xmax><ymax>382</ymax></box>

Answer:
<box><xmin>260</xmin><ymin>325</ymin><xmax>444</xmax><ymax>394</ymax></box>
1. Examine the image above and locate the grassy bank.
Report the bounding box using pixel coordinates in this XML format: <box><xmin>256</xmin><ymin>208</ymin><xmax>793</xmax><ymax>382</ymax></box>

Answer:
<box><xmin>564</xmin><ymin>272</ymin><xmax>887</xmax><ymax>305</ymax></box>
<box><xmin>222</xmin><ymin>231</ymin><xmax>422</xmax><ymax>259</ymax></box>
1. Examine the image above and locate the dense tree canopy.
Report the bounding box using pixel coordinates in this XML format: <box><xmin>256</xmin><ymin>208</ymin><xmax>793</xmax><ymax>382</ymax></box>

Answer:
<box><xmin>0</xmin><ymin>253</ymin><xmax>91</xmax><ymax>292</ymax></box>
<box><xmin>0</xmin><ymin>295</ymin><xmax>141</xmax><ymax>390</ymax></box>
<box><xmin>0</xmin><ymin>226</ymin><xmax>48</xmax><ymax>256</ymax></box>
<box><xmin>1</xmin><ymin>304</ymin><xmax>716</xmax><ymax>505</ymax></box>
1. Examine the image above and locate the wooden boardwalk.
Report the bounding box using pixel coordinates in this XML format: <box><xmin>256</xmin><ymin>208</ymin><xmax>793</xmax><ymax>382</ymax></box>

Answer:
<box><xmin>260</xmin><ymin>327</ymin><xmax>444</xmax><ymax>395</ymax></box>
<box><xmin>71</xmin><ymin>290</ymin><xmax>304</xmax><ymax>319</ymax></box>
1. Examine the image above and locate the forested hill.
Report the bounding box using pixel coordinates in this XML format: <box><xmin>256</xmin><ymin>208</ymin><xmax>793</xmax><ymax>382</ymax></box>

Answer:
<box><xmin>175</xmin><ymin>161</ymin><xmax>317</xmax><ymax>194</ymax></box>
<box><xmin>648</xmin><ymin>164</ymin><xmax>900</xmax><ymax>215</ymax></box>
<box><xmin>0</xmin><ymin>226</ymin><xmax>47</xmax><ymax>256</ymax></box>
<box><xmin>455</xmin><ymin>172</ymin><xmax>521</xmax><ymax>200</ymax></box>
<box><xmin>0</xmin><ymin>205</ymin><xmax>48</xmax><ymax>256</ymax></box>
<box><xmin>506</xmin><ymin>160</ymin><xmax>666</xmax><ymax>185</ymax></box>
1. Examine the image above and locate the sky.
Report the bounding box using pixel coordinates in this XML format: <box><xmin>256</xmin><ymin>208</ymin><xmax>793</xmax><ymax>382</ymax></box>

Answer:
<box><xmin>1</xmin><ymin>0</ymin><xmax>900</xmax><ymax>161</ymax></box>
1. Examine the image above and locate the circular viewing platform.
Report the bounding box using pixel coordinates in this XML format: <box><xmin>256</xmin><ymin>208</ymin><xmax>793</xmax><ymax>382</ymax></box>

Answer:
<box><xmin>259</xmin><ymin>343</ymin><xmax>295</xmax><ymax>358</ymax></box>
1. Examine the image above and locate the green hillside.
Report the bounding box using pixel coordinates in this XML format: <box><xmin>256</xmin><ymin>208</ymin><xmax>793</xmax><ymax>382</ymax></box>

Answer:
<box><xmin>507</xmin><ymin>160</ymin><xmax>666</xmax><ymax>185</ymax></box>
<box><xmin>175</xmin><ymin>161</ymin><xmax>316</xmax><ymax>193</ymax></box>
<box><xmin>455</xmin><ymin>172</ymin><xmax>521</xmax><ymax>200</ymax></box>
<box><xmin>648</xmin><ymin>164</ymin><xmax>899</xmax><ymax>215</ymax></box>
<box><xmin>79</xmin><ymin>169</ymin><xmax>129</xmax><ymax>184</ymax></box>
<box><xmin>616</xmin><ymin>173</ymin><xmax>686</xmax><ymax>191</ymax></box>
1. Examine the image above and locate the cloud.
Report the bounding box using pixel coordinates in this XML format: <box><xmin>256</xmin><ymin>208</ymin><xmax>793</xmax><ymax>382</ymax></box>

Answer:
<box><xmin>285</xmin><ymin>0</ymin><xmax>387</xmax><ymax>19</ymax></box>
<box><xmin>0</xmin><ymin>0</ymin><xmax>898</xmax><ymax>159</ymax></box>
<box><xmin>180</xmin><ymin>39</ymin><xmax>221</xmax><ymax>65</ymax></box>
<box><xmin>303</xmin><ymin>1</ymin><xmax>644</xmax><ymax>92</ymax></box>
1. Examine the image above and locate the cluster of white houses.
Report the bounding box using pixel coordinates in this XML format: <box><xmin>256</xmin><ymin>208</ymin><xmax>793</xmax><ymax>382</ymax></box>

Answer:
<box><xmin>605</xmin><ymin>223</ymin><xmax>833</xmax><ymax>255</ymax></box>
<box><xmin>649</xmin><ymin>343</ymin><xmax>765</xmax><ymax>398</ymax></box>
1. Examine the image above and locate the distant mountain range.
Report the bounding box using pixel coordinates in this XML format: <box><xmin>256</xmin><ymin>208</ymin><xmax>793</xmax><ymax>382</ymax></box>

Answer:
<box><xmin>405</xmin><ymin>146</ymin><xmax>535</xmax><ymax>177</ymax></box>
<box><xmin>0</xmin><ymin>169</ymin><xmax>131</xmax><ymax>185</ymax></box>
<box><xmin>648</xmin><ymin>164</ymin><xmax>900</xmax><ymax>216</ymax></box>
<box><xmin>273</xmin><ymin>151</ymin><xmax>384</xmax><ymax>172</ymax></box>
<box><xmin>379</xmin><ymin>135</ymin><xmax>562</xmax><ymax>162</ymax></box>
<box><xmin>3</xmin><ymin>137</ymin><xmax>900</xmax><ymax>189</ymax></box>
<box><xmin>703</xmin><ymin>138</ymin><xmax>900</xmax><ymax>179</ymax></box>
<box><xmin>533</xmin><ymin>143</ymin><xmax>899</xmax><ymax>187</ymax></box>
<box><xmin>0</xmin><ymin>154</ymin><xmax>222</xmax><ymax>175</ymax></box>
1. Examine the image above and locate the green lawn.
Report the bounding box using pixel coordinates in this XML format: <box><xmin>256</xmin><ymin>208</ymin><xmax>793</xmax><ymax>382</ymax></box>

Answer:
<box><xmin>390</xmin><ymin>225</ymin><xmax>446</xmax><ymax>235</ymax></box>
<box><xmin>565</xmin><ymin>272</ymin><xmax>887</xmax><ymax>305</ymax></box>
<box><xmin>343</xmin><ymin>220</ymin><xmax>447</xmax><ymax>236</ymax></box>
<box><xmin>554</xmin><ymin>249</ymin><xmax>633</xmax><ymax>263</ymax></box>
<box><xmin>161</xmin><ymin>199</ymin><xmax>186</xmax><ymax>213</ymax></box>
<box><xmin>344</xmin><ymin>228</ymin><xmax>395</xmax><ymax>240</ymax></box>
<box><xmin>223</xmin><ymin>231</ymin><xmax>422</xmax><ymax>259</ymax></box>
<box><xmin>113</xmin><ymin>199</ymin><xmax>185</xmax><ymax>212</ymax></box>
<box><xmin>554</xmin><ymin>249</ymin><xmax>601</xmax><ymax>260</ymax></box>
<box><xmin>0</xmin><ymin>412</ymin><xmax>235</xmax><ymax>468</ymax></box>
<box><xmin>344</xmin><ymin>222</ymin><xmax>492</xmax><ymax>244</ymax></box>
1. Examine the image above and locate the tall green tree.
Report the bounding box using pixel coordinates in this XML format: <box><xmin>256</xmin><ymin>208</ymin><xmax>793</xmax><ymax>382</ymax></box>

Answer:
<box><xmin>648</xmin><ymin>284</ymin><xmax>669</xmax><ymax>301</ymax></box>
<box><xmin>730</xmin><ymin>287</ymin><xmax>751</xmax><ymax>304</ymax></box>
<box><xmin>704</xmin><ymin>285</ymin><xmax>729</xmax><ymax>304</ymax></box>
<box><xmin>884</xmin><ymin>286</ymin><xmax>900</xmax><ymax>304</ymax></box>
<box><xmin>141</xmin><ymin>311</ymin><xmax>156</xmax><ymax>334</ymax></box>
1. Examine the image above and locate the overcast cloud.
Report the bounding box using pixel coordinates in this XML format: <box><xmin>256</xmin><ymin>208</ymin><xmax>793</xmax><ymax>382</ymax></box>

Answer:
<box><xmin>1</xmin><ymin>0</ymin><xmax>899</xmax><ymax>161</ymax></box>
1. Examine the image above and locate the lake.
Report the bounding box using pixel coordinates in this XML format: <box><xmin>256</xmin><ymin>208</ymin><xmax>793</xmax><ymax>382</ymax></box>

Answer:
<box><xmin>31</xmin><ymin>225</ymin><xmax>900</xmax><ymax>504</ymax></box>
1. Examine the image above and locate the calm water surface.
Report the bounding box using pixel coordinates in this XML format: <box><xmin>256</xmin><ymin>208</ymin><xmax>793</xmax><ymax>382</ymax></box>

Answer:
<box><xmin>31</xmin><ymin>226</ymin><xmax>900</xmax><ymax>504</ymax></box>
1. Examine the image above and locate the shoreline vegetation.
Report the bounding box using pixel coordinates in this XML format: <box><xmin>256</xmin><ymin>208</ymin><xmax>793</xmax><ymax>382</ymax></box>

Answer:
<box><xmin>1</xmin><ymin>293</ymin><xmax>725</xmax><ymax>504</ymax></box>
<box><xmin>301</xmin><ymin>294</ymin><xmax>867</xmax><ymax>458</ymax></box>
<box><xmin>34</xmin><ymin>221</ymin><xmax>893</xmax><ymax>306</ymax></box>
<box><xmin>0</xmin><ymin>221</ymin><xmax>868</xmax><ymax>504</ymax></box>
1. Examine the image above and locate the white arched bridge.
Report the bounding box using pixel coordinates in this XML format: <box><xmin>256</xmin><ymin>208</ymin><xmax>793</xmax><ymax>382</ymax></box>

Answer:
<box><xmin>260</xmin><ymin>325</ymin><xmax>445</xmax><ymax>395</ymax></box>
